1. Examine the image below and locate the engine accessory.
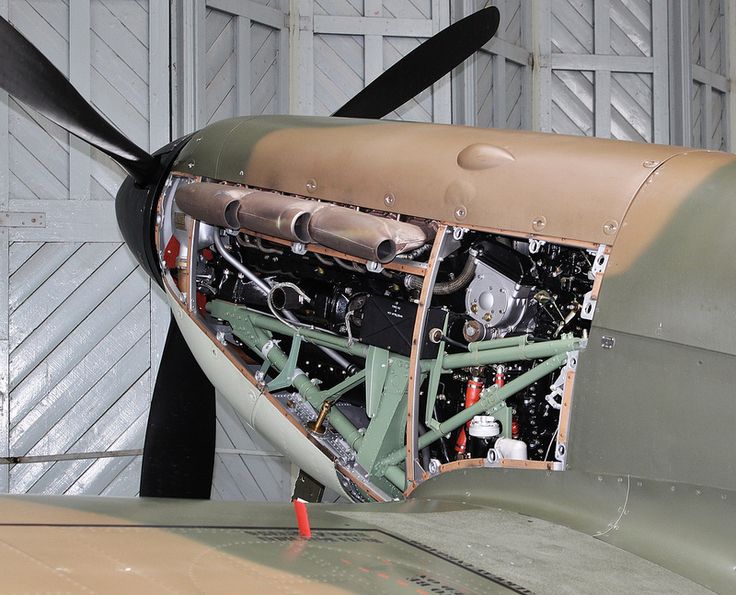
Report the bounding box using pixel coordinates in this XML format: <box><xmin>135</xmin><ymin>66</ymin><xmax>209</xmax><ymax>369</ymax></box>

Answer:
<box><xmin>454</xmin><ymin>374</ymin><xmax>485</xmax><ymax>457</ymax></box>
<box><xmin>467</xmin><ymin>415</ymin><xmax>501</xmax><ymax>459</ymax></box>
<box><xmin>357</xmin><ymin>295</ymin><xmax>445</xmax><ymax>357</ymax></box>
<box><xmin>270</xmin><ymin>283</ymin><xmax>311</xmax><ymax>310</ymax></box>
<box><xmin>465</xmin><ymin>255</ymin><xmax>535</xmax><ymax>336</ymax></box>
<box><xmin>492</xmin><ymin>437</ymin><xmax>528</xmax><ymax>461</ymax></box>
<box><xmin>462</xmin><ymin>319</ymin><xmax>489</xmax><ymax>342</ymax></box>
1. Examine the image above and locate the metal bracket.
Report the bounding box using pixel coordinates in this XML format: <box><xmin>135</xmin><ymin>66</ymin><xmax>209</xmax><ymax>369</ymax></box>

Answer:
<box><xmin>581</xmin><ymin>244</ymin><xmax>609</xmax><ymax>320</ymax></box>
<box><xmin>266</xmin><ymin>334</ymin><xmax>303</xmax><ymax>391</ymax></box>
<box><xmin>424</xmin><ymin>313</ymin><xmax>449</xmax><ymax>427</ymax></box>
<box><xmin>0</xmin><ymin>212</ymin><xmax>45</xmax><ymax>228</ymax></box>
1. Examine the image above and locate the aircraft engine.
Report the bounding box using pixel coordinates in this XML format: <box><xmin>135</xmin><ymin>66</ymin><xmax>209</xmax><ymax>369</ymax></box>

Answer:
<box><xmin>159</xmin><ymin>175</ymin><xmax>595</xmax><ymax>500</ymax></box>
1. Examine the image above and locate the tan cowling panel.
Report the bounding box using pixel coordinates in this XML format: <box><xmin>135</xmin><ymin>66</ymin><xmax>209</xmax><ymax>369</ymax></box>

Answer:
<box><xmin>173</xmin><ymin>116</ymin><xmax>698</xmax><ymax>245</ymax></box>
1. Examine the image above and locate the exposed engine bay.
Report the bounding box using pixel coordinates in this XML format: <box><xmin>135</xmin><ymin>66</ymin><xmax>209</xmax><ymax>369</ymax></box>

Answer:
<box><xmin>158</xmin><ymin>175</ymin><xmax>599</xmax><ymax>501</ymax></box>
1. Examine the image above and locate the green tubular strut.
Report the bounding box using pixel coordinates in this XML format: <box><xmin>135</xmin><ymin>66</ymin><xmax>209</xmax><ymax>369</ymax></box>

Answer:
<box><xmin>207</xmin><ymin>300</ymin><xmax>584</xmax><ymax>494</ymax></box>
<box><xmin>435</xmin><ymin>335</ymin><xmax>582</xmax><ymax>370</ymax></box>
<box><xmin>381</xmin><ymin>351</ymin><xmax>571</xmax><ymax>470</ymax></box>
<box><xmin>207</xmin><ymin>300</ymin><xmax>365</xmax><ymax>449</ymax></box>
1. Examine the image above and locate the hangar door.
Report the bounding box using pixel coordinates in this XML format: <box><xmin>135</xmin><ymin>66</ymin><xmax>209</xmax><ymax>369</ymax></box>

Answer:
<box><xmin>0</xmin><ymin>0</ymin><xmax>169</xmax><ymax>495</ymax></box>
<box><xmin>0</xmin><ymin>0</ymin><xmax>292</xmax><ymax>501</ymax></box>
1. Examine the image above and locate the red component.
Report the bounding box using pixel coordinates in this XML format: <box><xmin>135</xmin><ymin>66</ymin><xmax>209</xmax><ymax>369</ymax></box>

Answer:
<box><xmin>494</xmin><ymin>368</ymin><xmax>505</xmax><ymax>387</ymax></box>
<box><xmin>201</xmin><ymin>248</ymin><xmax>214</xmax><ymax>261</ymax></box>
<box><xmin>292</xmin><ymin>498</ymin><xmax>312</xmax><ymax>539</ymax></box>
<box><xmin>512</xmin><ymin>418</ymin><xmax>520</xmax><ymax>439</ymax></box>
<box><xmin>196</xmin><ymin>291</ymin><xmax>208</xmax><ymax>314</ymax></box>
<box><xmin>163</xmin><ymin>235</ymin><xmax>180</xmax><ymax>270</ymax></box>
<box><xmin>454</xmin><ymin>376</ymin><xmax>485</xmax><ymax>456</ymax></box>
<box><xmin>454</xmin><ymin>428</ymin><xmax>467</xmax><ymax>454</ymax></box>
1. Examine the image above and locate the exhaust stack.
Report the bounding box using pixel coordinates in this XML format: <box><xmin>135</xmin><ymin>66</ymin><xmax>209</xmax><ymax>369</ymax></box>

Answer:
<box><xmin>308</xmin><ymin>207</ymin><xmax>427</xmax><ymax>263</ymax></box>
<box><xmin>237</xmin><ymin>191</ymin><xmax>321</xmax><ymax>243</ymax></box>
<box><xmin>175</xmin><ymin>182</ymin><xmax>428</xmax><ymax>263</ymax></box>
<box><xmin>174</xmin><ymin>182</ymin><xmax>244</xmax><ymax>230</ymax></box>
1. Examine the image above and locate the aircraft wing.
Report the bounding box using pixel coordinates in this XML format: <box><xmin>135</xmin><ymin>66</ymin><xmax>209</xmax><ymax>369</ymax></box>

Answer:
<box><xmin>0</xmin><ymin>494</ymin><xmax>709</xmax><ymax>594</ymax></box>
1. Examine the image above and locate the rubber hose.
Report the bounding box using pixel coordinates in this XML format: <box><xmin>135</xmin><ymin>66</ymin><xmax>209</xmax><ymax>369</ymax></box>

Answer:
<box><xmin>405</xmin><ymin>253</ymin><xmax>476</xmax><ymax>295</ymax></box>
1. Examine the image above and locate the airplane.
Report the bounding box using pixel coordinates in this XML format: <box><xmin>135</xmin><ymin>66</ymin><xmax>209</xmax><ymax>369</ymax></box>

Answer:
<box><xmin>0</xmin><ymin>5</ymin><xmax>733</xmax><ymax>593</ymax></box>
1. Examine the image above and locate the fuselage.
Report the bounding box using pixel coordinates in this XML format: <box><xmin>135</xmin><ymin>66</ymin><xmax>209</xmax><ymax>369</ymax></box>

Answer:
<box><xmin>116</xmin><ymin>115</ymin><xmax>736</xmax><ymax>589</ymax></box>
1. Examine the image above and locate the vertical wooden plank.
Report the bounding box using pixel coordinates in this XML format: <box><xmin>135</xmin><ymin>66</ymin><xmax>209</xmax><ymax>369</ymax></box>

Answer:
<box><xmin>363</xmin><ymin>0</ymin><xmax>382</xmax><ymax>85</ymax></box>
<box><xmin>652</xmin><ymin>0</ymin><xmax>670</xmax><ymax>144</ymax></box>
<box><xmin>149</xmin><ymin>0</ymin><xmax>170</xmax><ymax>150</ymax></box>
<box><xmin>520</xmin><ymin>1</ymin><xmax>533</xmax><ymax>130</ymax></box>
<box><xmin>698</xmin><ymin>0</ymin><xmax>710</xmax><ymax>147</ymax></box>
<box><xmin>491</xmin><ymin>55</ymin><xmax>507</xmax><ymax>127</ymax></box>
<box><xmin>728</xmin><ymin>0</ymin><xmax>735</xmax><ymax>151</ymax></box>
<box><xmin>0</xmin><ymin>228</ymin><xmax>8</xmax><ymax>494</ymax></box>
<box><xmin>178</xmin><ymin>0</ymin><xmax>206</xmax><ymax>133</ymax></box>
<box><xmin>668</xmin><ymin>0</ymin><xmax>692</xmax><ymax>146</ymax></box>
<box><xmin>431</xmin><ymin>0</ymin><xmax>451</xmax><ymax>123</ymax></box>
<box><xmin>532</xmin><ymin>0</ymin><xmax>552</xmax><ymax>131</ymax></box>
<box><xmin>0</xmin><ymin>0</ymin><xmax>8</xmax><ymax>493</ymax></box>
<box><xmin>69</xmin><ymin>0</ymin><xmax>91</xmax><ymax>200</ymax></box>
<box><xmin>278</xmin><ymin>0</ymin><xmax>290</xmax><ymax>114</ymax></box>
<box><xmin>451</xmin><ymin>1</ymin><xmax>476</xmax><ymax>126</ymax></box>
<box><xmin>289</xmin><ymin>0</ymin><xmax>313</xmax><ymax>114</ymax></box>
<box><xmin>235</xmin><ymin>15</ymin><xmax>252</xmax><ymax>116</ymax></box>
<box><xmin>593</xmin><ymin>0</ymin><xmax>611</xmax><ymax>138</ymax></box>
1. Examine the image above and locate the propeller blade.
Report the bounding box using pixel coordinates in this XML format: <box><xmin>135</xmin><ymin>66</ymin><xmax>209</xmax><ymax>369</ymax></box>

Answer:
<box><xmin>140</xmin><ymin>313</ymin><xmax>216</xmax><ymax>498</ymax></box>
<box><xmin>0</xmin><ymin>16</ymin><xmax>157</xmax><ymax>182</ymax></box>
<box><xmin>332</xmin><ymin>7</ymin><xmax>500</xmax><ymax>119</ymax></box>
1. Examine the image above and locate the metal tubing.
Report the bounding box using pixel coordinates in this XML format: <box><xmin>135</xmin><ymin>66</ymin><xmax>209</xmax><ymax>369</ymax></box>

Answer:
<box><xmin>468</xmin><ymin>334</ymin><xmax>530</xmax><ymax>352</ymax></box>
<box><xmin>243</xmin><ymin>307</ymin><xmax>371</xmax><ymax>359</ymax></box>
<box><xmin>439</xmin><ymin>335</ymin><xmax>582</xmax><ymax>370</ymax></box>
<box><xmin>227</xmin><ymin>315</ymin><xmax>365</xmax><ymax>450</ymax></box>
<box><xmin>213</xmin><ymin>231</ymin><xmax>270</xmax><ymax>294</ymax></box>
<box><xmin>384</xmin><ymin>465</ymin><xmax>407</xmax><ymax>491</ymax></box>
<box><xmin>381</xmin><ymin>352</ymin><xmax>569</xmax><ymax>467</ymax></box>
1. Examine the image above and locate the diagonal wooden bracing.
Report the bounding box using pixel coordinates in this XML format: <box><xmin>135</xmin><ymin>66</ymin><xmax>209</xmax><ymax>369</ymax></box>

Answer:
<box><xmin>1</xmin><ymin>0</ymin><xmax>169</xmax><ymax>498</ymax></box>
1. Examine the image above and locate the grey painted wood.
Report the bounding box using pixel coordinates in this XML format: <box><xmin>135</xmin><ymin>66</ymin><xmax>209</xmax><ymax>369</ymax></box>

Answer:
<box><xmin>212</xmin><ymin>395</ymin><xmax>289</xmax><ymax>501</ymax></box>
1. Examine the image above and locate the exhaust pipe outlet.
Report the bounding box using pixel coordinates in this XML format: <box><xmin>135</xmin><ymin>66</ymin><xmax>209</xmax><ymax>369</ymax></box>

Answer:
<box><xmin>175</xmin><ymin>182</ymin><xmax>246</xmax><ymax>230</ymax></box>
<box><xmin>237</xmin><ymin>192</ymin><xmax>321</xmax><ymax>243</ymax></box>
<box><xmin>308</xmin><ymin>207</ymin><xmax>427</xmax><ymax>264</ymax></box>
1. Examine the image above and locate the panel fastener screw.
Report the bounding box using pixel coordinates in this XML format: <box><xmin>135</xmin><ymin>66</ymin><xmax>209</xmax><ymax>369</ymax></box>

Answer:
<box><xmin>602</xmin><ymin>220</ymin><xmax>619</xmax><ymax>235</ymax></box>
<box><xmin>454</xmin><ymin>206</ymin><xmax>467</xmax><ymax>219</ymax></box>
<box><xmin>532</xmin><ymin>216</ymin><xmax>547</xmax><ymax>231</ymax></box>
<box><xmin>384</xmin><ymin>193</ymin><xmax>395</xmax><ymax>206</ymax></box>
<box><xmin>306</xmin><ymin>178</ymin><xmax>317</xmax><ymax>192</ymax></box>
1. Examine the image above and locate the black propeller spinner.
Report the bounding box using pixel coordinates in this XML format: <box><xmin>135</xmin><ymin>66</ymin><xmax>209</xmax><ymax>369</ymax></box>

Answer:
<box><xmin>0</xmin><ymin>7</ymin><xmax>499</xmax><ymax>499</ymax></box>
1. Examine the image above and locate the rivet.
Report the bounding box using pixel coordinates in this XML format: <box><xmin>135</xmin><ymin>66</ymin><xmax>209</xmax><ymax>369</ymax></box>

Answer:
<box><xmin>602</xmin><ymin>220</ymin><xmax>619</xmax><ymax>235</ymax></box>
<box><xmin>532</xmin><ymin>216</ymin><xmax>547</xmax><ymax>231</ymax></box>
<box><xmin>384</xmin><ymin>193</ymin><xmax>395</xmax><ymax>206</ymax></box>
<box><xmin>454</xmin><ymin>206</ymin><xmax>467</xmax><ymax>219</ymax></box>
<box><xmin>306</xmin><ymin>178</ymin><xmax>318</xmax><ymax>192</ymax></box>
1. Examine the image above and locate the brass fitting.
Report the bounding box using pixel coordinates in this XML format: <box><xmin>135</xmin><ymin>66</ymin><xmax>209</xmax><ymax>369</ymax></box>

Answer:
<box><xmin>309</xmin><ymin>401</ymin><xmax>332</xmax><ymax>435</ymax></box>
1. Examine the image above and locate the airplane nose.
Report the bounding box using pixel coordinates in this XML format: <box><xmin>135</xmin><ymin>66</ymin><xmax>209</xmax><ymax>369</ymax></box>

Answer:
<box><xmin>115</xmin><ymin>174</ymin><xmax>163</xmax><ymax>286</ymax></box>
